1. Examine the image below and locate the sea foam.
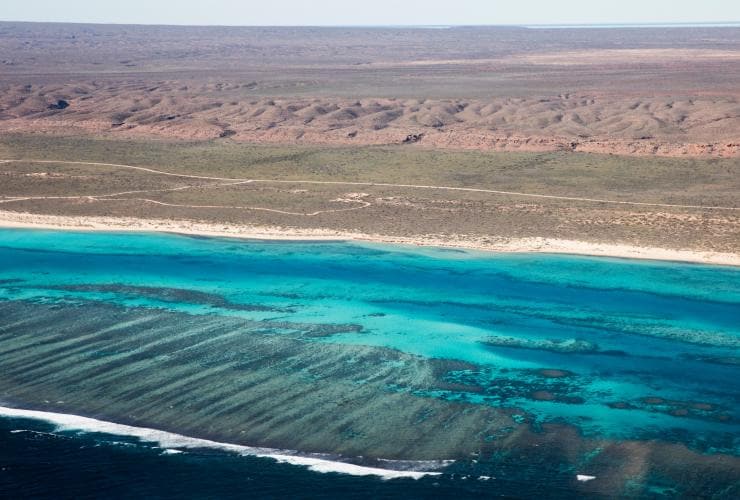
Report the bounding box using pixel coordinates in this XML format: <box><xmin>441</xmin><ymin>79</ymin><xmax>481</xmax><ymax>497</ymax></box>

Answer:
<box><xmin>0</xmin><ymin>406</ymin><xmax>445</xmax><ymax>480</ymax></box>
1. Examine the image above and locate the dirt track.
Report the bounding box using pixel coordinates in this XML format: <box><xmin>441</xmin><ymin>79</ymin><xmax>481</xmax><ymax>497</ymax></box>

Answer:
<box><xmin>3</xmin><ymin>159</ymin><xmax>738</xmax><ymax>212</ymax></box>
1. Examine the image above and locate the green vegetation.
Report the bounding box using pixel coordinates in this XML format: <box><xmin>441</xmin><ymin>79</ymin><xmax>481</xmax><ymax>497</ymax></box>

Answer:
<box><xmin>0</xmin><ymin>135</ymin><xmax>737</xmax><ymax>253</ymax></box>
<box><xmin>1</xmin><ymin>135</ymin><xmax>738</xmax><ymax>205</ymax></box>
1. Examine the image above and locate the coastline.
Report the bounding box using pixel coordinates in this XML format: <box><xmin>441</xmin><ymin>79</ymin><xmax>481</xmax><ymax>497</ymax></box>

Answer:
<box><xmin>0</xmin><ymin>209</ymin><xmax>738</xmax><ymax>266</ymax></box>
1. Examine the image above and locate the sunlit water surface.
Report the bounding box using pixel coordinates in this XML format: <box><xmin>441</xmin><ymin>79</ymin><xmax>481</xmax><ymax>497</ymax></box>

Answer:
<box><xmin>0</xmin><ymin>229</ymin><xmax>738</xmax><ymax>497</ymax></box>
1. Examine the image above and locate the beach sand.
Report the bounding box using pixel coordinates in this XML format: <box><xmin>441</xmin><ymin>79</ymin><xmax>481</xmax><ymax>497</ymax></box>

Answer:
<box><xmin>1</xmin><ymin>210</ymin><xmax>737</xmax><ymax>266</ymax></box>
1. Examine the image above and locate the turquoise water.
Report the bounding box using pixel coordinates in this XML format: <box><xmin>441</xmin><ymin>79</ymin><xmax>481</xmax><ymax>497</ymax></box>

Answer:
<box><xmin>0</xmin><ymin>228</ymin><xmax>738</xmax><ymax>495</ymax></box>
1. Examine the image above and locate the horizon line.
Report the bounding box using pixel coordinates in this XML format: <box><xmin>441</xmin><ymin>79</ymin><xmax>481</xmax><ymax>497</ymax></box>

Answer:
<box><xmin>1</xmin><ymin>19</ymin><xmax>739</xmax><ymax>29</ymax></box>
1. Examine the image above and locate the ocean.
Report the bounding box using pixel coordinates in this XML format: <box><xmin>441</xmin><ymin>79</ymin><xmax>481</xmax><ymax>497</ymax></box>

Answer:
<box><xmin>0</xmin><ymin>228</ymin><xmax>738</xmax><ymax>497</ymax></box>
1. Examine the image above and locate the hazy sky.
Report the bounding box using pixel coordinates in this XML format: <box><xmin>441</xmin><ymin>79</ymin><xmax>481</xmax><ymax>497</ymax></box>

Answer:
<box><xmin>1</xmin><ymin>0</ymin><xmax>739</xmax><ymax>26</ymax></box>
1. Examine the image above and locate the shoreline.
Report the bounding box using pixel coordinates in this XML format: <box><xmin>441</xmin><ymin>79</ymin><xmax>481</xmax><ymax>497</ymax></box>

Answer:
<box><xmin>0</xmin><ymin>210</ymin><xmax>738</xmax><ymax>266</ymax></box>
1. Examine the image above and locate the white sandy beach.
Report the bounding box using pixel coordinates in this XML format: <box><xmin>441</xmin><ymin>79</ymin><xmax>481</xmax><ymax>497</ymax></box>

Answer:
<box><xmin>0</xmin><ymin>210</ymin><xmax>738</xmax><ymax>266</ymax></box>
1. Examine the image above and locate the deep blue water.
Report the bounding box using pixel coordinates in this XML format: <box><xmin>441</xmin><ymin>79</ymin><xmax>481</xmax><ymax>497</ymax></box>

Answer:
<box><xmin>0</xmin><ymin>415</ymin><xmax>554</xmax><ymax>499</ymax></box>
<box><xmin>0</xmin><ymin>229</ymin><xmax>738</xmax><ymax>497</ymax></box>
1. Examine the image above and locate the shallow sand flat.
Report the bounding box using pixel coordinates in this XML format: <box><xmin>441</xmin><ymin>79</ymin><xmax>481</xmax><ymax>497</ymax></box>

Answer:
<box><xmin>1</xmin><ymin>210</ymin><xmax>737</xmax><ymax>266</ymax></box>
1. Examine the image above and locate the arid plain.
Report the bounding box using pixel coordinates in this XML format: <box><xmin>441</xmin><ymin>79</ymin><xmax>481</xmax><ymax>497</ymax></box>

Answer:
<box><xmin>0</xmin><ymin>22</ymin><xmax>738</xmax><ymax>262</ymax></box>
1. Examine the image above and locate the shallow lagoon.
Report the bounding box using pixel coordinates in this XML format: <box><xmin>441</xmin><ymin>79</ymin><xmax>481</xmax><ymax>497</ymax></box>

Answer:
<box><xmin>0</xmin><ymin>229</ymin><xmax>738</xmax><ymax>496</ymax></box>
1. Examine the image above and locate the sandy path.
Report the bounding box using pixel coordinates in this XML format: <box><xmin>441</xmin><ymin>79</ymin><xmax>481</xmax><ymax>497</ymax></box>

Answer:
<box><xmin>3</xmin><ymin>159</ymin><xmax>738</xmax><ymax>212</ymax></box>
<box><xmin>0</xmin><ymin>162</ymin><xmax>372</xmax><ymax>216</ymax></box>
<box><xmin>1</xmin><ymin>158</ymin><xmax>737</xmax><ymax>265</ymax></box>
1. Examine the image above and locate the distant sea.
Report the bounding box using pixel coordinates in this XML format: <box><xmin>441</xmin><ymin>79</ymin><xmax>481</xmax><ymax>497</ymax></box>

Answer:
<box><xmin>524</xmin><ymin>22</ymin><xmax>740</xmax><ymax>29</ymax></box>
<box><xmin>348</xmin><ymin>23</ymin><xmax>740</xmax><ymax>29</ymax></box>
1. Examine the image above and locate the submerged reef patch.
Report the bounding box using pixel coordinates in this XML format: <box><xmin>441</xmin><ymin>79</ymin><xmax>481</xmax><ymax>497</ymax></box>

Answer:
<box><xmin>0</xmin><ymin>230</ymin><xmax>739</xmax><ymax>494</ymax></box>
